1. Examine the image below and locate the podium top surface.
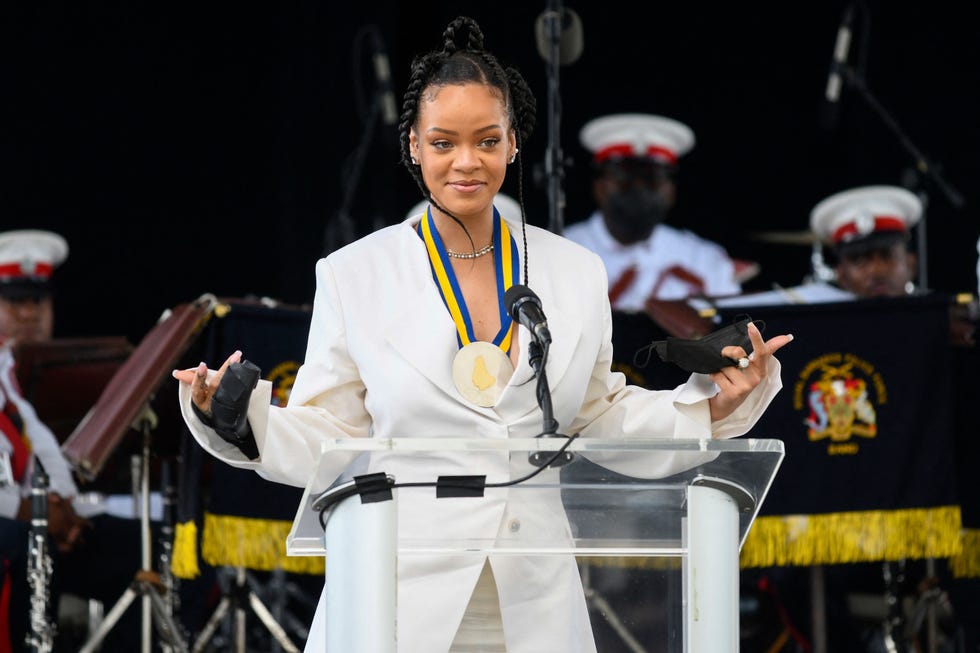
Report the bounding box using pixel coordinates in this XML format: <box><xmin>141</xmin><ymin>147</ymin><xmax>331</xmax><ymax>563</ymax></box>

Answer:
<box><xmin>288</xmin><ymin>437</ymin><xmax>784</xmax><ymax>557</ymax></box>
<box><xmin>316</xmin><ymin>436</ymin><xmax>783</xmax><ymax>454</ymax></box>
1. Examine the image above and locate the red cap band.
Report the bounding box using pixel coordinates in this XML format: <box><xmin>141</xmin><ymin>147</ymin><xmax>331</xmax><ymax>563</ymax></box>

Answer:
<box><xmin>0</xmin><ymin>262</ymin><xmax>53</xmax><ymax>280</ymax></box>
<box><xmin>594</xmin><ymin>144</ymin><xmax>678</xmax><ymax>165</ymax></box>
<box><xmin>831</xmin><ymin>215</ymin><xmax>906</xmax><ymax>244</ymax></box>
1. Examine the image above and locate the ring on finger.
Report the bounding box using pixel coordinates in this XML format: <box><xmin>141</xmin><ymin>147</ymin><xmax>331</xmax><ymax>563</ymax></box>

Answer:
<box><xmin>737</xmin><ymin>357</ymin><xmax>750</xmax><ymax>369</ymax></box>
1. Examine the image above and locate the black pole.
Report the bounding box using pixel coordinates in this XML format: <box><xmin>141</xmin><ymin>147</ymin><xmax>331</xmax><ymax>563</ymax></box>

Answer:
<box><xmin>839</xmin><ymin>64</ymin><xmax>965</xmax><ymax>291</ymax></box>
<box><xmin>840</xmin><ymin>66</ymin><xmax>963</xmax><ymax>211</ymax></box>
<box><xmin>324</xmin><ymin>97</ymin><xmax>381</xmax><ymax>255</ymax></box>
<box><xmin>526</xmin><ymin>340</ymin><xmax>574</xmax><ymax>468</ymax></box>
<box><xmin>544</xmin><ymin>1</ymin><xmax>566</xmax><ymax>234</ymax></box>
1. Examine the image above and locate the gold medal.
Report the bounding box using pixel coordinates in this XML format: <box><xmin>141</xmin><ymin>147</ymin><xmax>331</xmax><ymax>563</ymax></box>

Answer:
<box><xmin>452</xmin><ymin>341</ymin><xmax>515</xmax><ymax>407</ymax></box>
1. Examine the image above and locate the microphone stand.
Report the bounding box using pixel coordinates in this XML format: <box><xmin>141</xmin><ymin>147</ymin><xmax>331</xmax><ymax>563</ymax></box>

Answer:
<box><xmin>527</xmin><ymin>340</ymin><xmax>574</xmax><ymax>467</ymax></box>
<box><xmin>324</xmin><ymin>95</ymin><xmax>382</xmax><ymax>255</ymax></box>
<box><xmin>324</xmin><ymin>24</ymin><xmax>395</xmax><ymax>256</ymax></box>
<box><xmin>543</xmin><ymin>0</ymin><xmax>567</xmax><ymax>234</ymax></box>
<box><xmin>839</xmin><ymin>64</ymin><xmax>965</xmax><ymax>290</ymax></box>
<box><xmin>529</xmin><ymin>340</ymin><xmax>557</xmax><ymax>435</ymax></box>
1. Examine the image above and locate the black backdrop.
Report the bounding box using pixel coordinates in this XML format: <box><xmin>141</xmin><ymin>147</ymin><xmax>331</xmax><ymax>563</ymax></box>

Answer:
<box><xmin>5</xmin><ymin>1</ymin><xmax>979</xmax><ymax>344</ymax></box>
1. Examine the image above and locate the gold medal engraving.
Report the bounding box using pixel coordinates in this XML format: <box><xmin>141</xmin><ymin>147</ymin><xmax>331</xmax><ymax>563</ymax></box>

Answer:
<box><xmin>472</xmin><ymin>356</ymin><xmax>495</xmax><ymax>390</ymax></box>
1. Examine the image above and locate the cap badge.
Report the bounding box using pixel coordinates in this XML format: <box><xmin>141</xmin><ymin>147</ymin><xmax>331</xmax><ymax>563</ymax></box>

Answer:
<box><xmin>854</xmin><ymin>213</ymin><xmax>876</xmax><ymax>237</ymax></box>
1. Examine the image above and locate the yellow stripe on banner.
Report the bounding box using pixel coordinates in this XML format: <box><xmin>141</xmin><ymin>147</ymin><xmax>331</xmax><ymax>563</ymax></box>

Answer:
<box><xmin>171</xmin><ymin>521</ymin><xmax>201</xmax><ymax>579</ymax></box>
<box><xmin>422</xmin><ymin>211</ymin><xmax>471</xmax><ymax>346</ymax></box>
<box><xmin>950</xmin><ymin>528</ymin><xmax>980</xmax><ymax>578</ymax></box>
<box><xmin>740</xmin><ymin>506</ymin><xmax>963</xmax><ymax>568</ymax></box>
<box><xmin>202</xmin><ymin>513</ymin><xmax>326</xmax><ymax>575</ymax></box>
<box><xmin>499</xmin><ymin>219</ymin><xmax>514</xmax><ymax>352</ymax></box>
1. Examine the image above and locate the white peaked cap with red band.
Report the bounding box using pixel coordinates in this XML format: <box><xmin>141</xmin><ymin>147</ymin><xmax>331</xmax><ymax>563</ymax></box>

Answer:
<box><xmin>0</xmin><ymin>229</ymin><xmax>69</xmax><ymax>282</ymax></box>
<box><xmin>809</xmin><ymin>185</ymin><xmax>922</xmax><ymax>247</ymax></box>
<box><xmin>579</xmin><ymin>113</ymin><xmax>695</xmax><ymax>165</ymax></box>
<box><xmin>405</xmin><ymin>193</ymin><xmax>523</xmax><ymax>222</ymax></box>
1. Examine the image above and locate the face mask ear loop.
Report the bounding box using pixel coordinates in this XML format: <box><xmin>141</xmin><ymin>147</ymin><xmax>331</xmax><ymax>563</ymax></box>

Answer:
<box><xmin>633</xmin><ymin>342</ymin><xmax>656</xmax><ymax>368</ymax></box>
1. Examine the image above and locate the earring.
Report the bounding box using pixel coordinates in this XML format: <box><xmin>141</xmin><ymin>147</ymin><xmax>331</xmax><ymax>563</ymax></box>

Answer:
<box><xmin>509</xmin><ymin>148</ymin><xmax>519</xmax><ymax>164</ymax></box>
<box><xmin>411</xmin><ymin>156</ymin><xmax>419</xmax><ymax>165</ymax></box>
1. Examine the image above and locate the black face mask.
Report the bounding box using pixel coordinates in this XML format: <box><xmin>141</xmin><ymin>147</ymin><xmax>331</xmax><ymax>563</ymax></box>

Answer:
<box><xmin>605</xmin><ymin>188</ymin><xmax>670</xmax><ymax>243</ymax></box>
<box><xmin>633</xmin><ymin>317</ymin><xmax>763</xmax><ymax>374</ymax></box>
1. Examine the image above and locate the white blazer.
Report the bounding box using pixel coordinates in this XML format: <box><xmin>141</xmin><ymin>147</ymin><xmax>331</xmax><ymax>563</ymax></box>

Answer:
<box><xmin>181</xmin><ymin>215</ymin><xmax>782</xmax><ymax>653</ymax></box>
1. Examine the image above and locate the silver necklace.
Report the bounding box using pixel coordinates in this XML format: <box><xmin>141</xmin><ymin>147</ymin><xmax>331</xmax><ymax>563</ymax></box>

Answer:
<box><xmin>445</xmin><ymin>243</ymin><xmax>494</xmax><ymax>259</ymax></box>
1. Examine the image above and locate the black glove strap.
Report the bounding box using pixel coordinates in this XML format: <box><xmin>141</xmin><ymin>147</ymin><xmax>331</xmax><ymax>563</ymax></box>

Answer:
<box><xmin>191</xmin><ymin>400</ymin><xmax>216</xmax><ymax>428</ymax></box>
<box><xmin>197</xmin><ymin>360</ymin><xmax>262</xmax><ymax>460</ymax></box>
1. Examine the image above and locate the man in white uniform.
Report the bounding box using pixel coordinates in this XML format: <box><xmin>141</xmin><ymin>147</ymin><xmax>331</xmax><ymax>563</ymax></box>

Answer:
<box><xmin>0</xmin><ymin>230</ymin><xmax>148</xmax><ymax>652</ymax></box>
<box><xmin>564</xmin><ymin>113</ymin><xmax>743</xmax><ymax>311</ymax></box>
<box><xmin>0</xmin><ymin>230</ymin><xmax>87</xmax><ymax>650</ymax></box>
<box><xmin>810</xmin><ymin>185</ymin><xmax>922</xmax><ymax>299</ymax></box>
<box><xmin>712</xmin><ymin>185</ymin><xmax>923</xmax><ymax>309</ymax></box>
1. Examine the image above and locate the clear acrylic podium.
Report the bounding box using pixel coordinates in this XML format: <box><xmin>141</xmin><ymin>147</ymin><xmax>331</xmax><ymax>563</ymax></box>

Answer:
<box><xmin>287</xmin><ymin>437</ymin><xmax>783</xmax><ymax>653</ymax></box>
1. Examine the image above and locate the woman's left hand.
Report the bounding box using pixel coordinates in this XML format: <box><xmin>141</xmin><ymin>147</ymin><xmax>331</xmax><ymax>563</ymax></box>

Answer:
<box><xmin>708</xmin><ymin>322</ymin><xmax>793</xmax><ymax>421</ymax></box>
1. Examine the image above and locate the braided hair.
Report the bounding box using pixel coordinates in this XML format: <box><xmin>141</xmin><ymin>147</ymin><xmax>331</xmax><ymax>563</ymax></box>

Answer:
<box><xmin>398</xmin><ymin>16</ymin><xmax>537</xmax><ymax>282</ymax></box>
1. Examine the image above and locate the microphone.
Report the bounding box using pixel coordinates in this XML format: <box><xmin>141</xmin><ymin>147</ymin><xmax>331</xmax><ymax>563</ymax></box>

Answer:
<box><xmin>821</xmin><ymin>4</ymin><xmax>854</xmax><ymax>129</ymax></box>
<box><xmin>534</xmin><ymin>8</ymin><xmax>584</xmax><ymax>66</ymax></box>
<box><xmin>369</xmin><ymin>29</ymin><xmax>398</xmax><ymax>126</ymax></box>
<box><xmin>504</xmin><ymin>284</ymin><xmax>552</xmax><ymax>345</ymax></box>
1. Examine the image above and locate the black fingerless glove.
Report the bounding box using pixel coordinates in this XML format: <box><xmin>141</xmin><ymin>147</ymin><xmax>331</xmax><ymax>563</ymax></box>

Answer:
<box><xmin>192</xmin><ymin>360</ymin><xmax>261</xmax><ymax>460</ymax></box>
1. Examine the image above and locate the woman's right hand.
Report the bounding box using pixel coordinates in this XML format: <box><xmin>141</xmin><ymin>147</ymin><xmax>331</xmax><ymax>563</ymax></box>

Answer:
<box><xmin>172</xmin><ymin>350</ymin><xmax>243</xmax><ymax>415</ymax></box>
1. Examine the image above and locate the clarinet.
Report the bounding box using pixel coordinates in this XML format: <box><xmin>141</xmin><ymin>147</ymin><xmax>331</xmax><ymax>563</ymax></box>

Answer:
<box><xmin>26</xmin><ymin>458</ymin><xmax>55</xmax><ymax>653</ymax></box>
<box><xmin>158</xmin><ymin>461</ymin><xmax>183</xmax><ymax>642</ymax></box>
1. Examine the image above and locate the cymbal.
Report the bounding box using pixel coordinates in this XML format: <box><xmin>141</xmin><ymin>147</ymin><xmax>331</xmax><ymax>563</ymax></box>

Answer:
<box><xmin>749</xmin><ymin>230</ymin><xmax>819</xmax><ymax>246</ymax></box>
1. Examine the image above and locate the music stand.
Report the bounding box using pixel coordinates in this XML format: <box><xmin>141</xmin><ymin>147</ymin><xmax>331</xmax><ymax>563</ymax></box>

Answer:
<box><xmin>63</xmin><ymin>294</ymin><xmax>219</xmax><ymax>653</ymax></box>
<box><xmin>14</xmin><ymin>337</ymin><xmax>132</xmax><ymax>444</ymax></box>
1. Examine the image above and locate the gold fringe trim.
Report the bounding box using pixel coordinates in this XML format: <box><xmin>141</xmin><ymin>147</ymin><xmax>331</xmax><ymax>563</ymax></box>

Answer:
<box><xmin>186</xmin><ymin>509</ymin><xmax>970</xmax><ymax>576</ymax></box>
<box><xmin>950</xmin><ymin>528</ymin><xmax>980</xmax><ymax>578</ymax></box>
<box><xmin>740</xmin><ymin>506</ymin><xmax>962</xmax><ymax>568</ymax></box>
<box><xmin>201</xmin><ymin>512</ymin><xmax>325</xmax><ymax>575</ymax></box>
<box><xmin>172</xmin><ymin>521</ymin><xmax>201</xmax><ymax>579</ymax></box>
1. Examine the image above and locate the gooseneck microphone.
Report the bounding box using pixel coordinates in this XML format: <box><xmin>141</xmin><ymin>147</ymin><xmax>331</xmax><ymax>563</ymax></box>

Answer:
<box><xmin>821</xmin><ymin>4</ymin><xmax>855</xmax><ymax>130</ymax></box>
<box><xmin>504</xmin><ymin>284</ymin><xmax>552</xmax><ymax>345</ymax></box>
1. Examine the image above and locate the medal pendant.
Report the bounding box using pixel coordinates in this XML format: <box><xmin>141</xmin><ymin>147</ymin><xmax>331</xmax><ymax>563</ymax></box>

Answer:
<box><xmin>452</xmin><ymin>341</ymin><xmax>514</xmax><ymax>407</ymax></box>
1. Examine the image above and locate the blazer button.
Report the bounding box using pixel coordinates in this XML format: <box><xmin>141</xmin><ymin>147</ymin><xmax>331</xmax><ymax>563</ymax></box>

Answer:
<box><xmin>508</xmin><ymin>518</ymin><xmax>521</xmax><ymax>533</ymax></box>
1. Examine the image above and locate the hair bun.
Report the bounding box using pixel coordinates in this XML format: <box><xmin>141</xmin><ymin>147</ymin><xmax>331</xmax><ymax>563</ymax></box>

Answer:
<box><xmin>442</xmin><ymin>16</ymin><xmax>485</xmax><ymax>54</ymax></box>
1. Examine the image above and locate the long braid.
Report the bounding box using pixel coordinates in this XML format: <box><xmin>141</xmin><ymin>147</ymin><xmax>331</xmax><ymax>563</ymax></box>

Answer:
<box><xmin>504</xmin><ymin>66</ymin><xmax>536</xmax><ymax>284</ymax></box>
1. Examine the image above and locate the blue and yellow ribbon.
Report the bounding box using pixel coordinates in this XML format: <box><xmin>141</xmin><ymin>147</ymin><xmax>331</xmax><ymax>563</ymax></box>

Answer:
<box><xmin>418</xmin><ymin>205</ymin><xmax>519</xmax><ymax>352</ymax></box>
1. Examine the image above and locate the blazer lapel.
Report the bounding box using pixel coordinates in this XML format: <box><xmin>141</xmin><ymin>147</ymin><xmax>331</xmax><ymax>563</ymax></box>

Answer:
<box><xmin>380</xmin><ymin>218</ymin><xmax>585</xmax><ymax>423</ymax></box>
<box><xmin>381</xmin><ymin>228</ymin><xmax>496</xmax><ymax>418</ymax></box>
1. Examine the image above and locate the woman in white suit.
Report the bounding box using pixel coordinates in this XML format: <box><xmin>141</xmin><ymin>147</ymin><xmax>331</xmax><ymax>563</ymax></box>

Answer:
<box><xmin>174</xmin><ymin>16</ymin><xmax>792</xmax><ymax>653</ymax></box>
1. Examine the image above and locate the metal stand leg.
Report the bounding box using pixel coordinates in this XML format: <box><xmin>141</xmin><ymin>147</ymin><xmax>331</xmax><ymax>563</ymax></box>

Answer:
<box><xmin>882</xmin><ymin>560</ymin><xmax>904</xmax><ymax>653</ymax></box>
<box><xmin>78</xmin><ymin>411</ymin><xmax>188</xmax><ymax>653</ymax></box>
<box><xmin>191</xmin><ymin>567</ymin><xmax>301</xmax><ymax>653</ymax></box>
<box><xmin>579</xmin><ymin>561</ymin><xmax>649</xmax><ymax>653</ymax></box>
<box><xmin>810</xmin><ymin>565</ymin><xmax>828</xmax><ymax>653</ymax></box>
